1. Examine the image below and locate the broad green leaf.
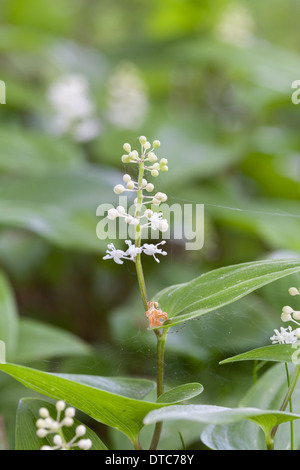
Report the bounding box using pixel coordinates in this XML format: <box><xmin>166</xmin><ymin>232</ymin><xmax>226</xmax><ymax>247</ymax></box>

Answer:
<box><xmin>0</xmin><ymin>128</ymin><xmax>84</xmax><ymax>176</ymax></box>
<box><xmin>156</xmin><ymin>383</ymin><xmax>203</xmax><ymax>404</ymax></box>
<box><xmin>52</xmin><ymin>373</ymin><xmax>156</xmax><ymax>400</ymax></box>
<box><xmin>0</xmin><ymin>271</ymin><xmax>18</xmax><ymax>357</ymax></box>
<box><xmin>154</xmin><ymin>259</ymin><xmax>300</xmax><ymax>327</ymax></box>
<box><xmin>201</xmin><ymin>421</ymin><xmax>263</xmax><ymax>450</ymax></box>
<box><xmin>10</xmin><ymin>318</ymin><xmax>91</xmax><ymax>363</ymax></box>
<box><xmin>15</xmin><ymin>398</ymin><xmax>107</xmax><ymax>450</ymax></box>
<box><xmin>144</xmin><ymin>404</ymin><xmax>300</xmax><ymax>448</ymax></box>
<box><xmin>0</xmin><ymin>362</ymin><xmax>167</xmax><ymax>445</ymax></box>
<box><xmin>0</xmin><ymin>165</ymin><xmax>120</xmax><ymax>252</ymax></box>
<box><xmin>220</xmin><ymin>344</ymin><xmax>300</xmax><ymax>366</ymax></box>
<box><xmin>201</xmin><ymin>363</ymin><xmax>300</xmax><ymax>450</ymax></box>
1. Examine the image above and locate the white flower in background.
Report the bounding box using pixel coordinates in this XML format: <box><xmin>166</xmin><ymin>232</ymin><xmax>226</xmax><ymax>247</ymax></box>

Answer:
<box><xmin>270</xmin><ymin>287</ymin><xmax>300</xmax><ymax>345</ymax></box>
<box><xmin>215</xmin><ymin>4</ymin><xmax>255</xmax><ymax>48</ymax></box>
<box><xmin>105</xmin><ymin>62</ymin><xmax>148</xmax><ymax>129</ymax></box>
<box><xmin>47</xmin><ymin>73</ymin><xmax>101</xmax><ymax>142</ymax></box>
<box><xmin>36</xmin><ymin>400</ymin><xmax>92</xmax><ymax>450</ymax></box>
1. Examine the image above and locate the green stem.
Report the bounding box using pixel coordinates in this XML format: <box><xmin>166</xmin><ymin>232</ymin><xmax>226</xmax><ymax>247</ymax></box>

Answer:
<box><xmin>149</xmin><ymin>327</ymin><xmax>168</xmax><ymax>450</ymax></box>
<box><xmin>133</xmin><ymin>152</ymin><xmax>167</xmax><ymax>450</ymax></box>
<box><xmin>285</xmin><ymin>362</ymin><xmax>294</xmax><ymax>450</ymax></box>
<box><xmin>270</xmin><ymin>364</ymin><xmax>300</xmax><ymax>445</ymax></box>
<box><xmin>134</xmin><ymin>159</ymin><xmax>148</xmax><ymax>310</ymax></box>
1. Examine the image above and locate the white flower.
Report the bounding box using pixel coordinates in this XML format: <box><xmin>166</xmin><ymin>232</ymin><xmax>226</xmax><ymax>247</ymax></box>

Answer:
<box><xmin>103</xmin><ymin>243</ymin><xmax>126</xmax><ymax>264</ymax></box>
<box><xmin>142</xmin><ymin>241</ymin><xmax>167</xmax><ymax>263</ymax></box>
<box><xmin>105</xmin><ymin>62</ymin><xmax>148</xmax><ymax>130</ymax></box>
<box><xmin>47</xmin><ymin>74</ymin><xmax>101</xmax><ymax>142</ymax></box>
<box><xmin>148</xmin><ymin>212</ymin><xmax>168</xmax><ymax>232</ymax></box>
<box><xmin>270</xmin><ymin>326</ymin><xmax>298</xmax><ymax>345</ymax></box>
<box><xmin>124</xmin><ymin>240</ymin><xmax>142</xmax><ymax>260</ymax></box>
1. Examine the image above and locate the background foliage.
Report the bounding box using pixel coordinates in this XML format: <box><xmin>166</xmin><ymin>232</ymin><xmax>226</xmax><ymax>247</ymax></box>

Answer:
<box><xmin>0</xmin><ymin>0</ymin><xmax>300</xmax><ymax>450</ymax></box>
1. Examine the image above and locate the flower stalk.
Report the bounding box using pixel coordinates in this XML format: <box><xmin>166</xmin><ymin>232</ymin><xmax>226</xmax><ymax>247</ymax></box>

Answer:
<box><xmin>103</xmin><ymin>135</ymin><xmax>170</xmax><ymax>450</ymax></box>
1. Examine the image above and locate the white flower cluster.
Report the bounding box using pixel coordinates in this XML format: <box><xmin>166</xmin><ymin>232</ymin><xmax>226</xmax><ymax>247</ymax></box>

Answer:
<box><xmin>47</xmin><ymin>74</ymin><xmax>101</xmax><ymax>142</ymax></box>
<box><xmin>105</xmin><ymin>62</ymin><xmax>148</xmax><ymax>130</ymax></box>
<box><xmin>103</xmin><ymin>136</ymin><xmax>169</xmax><ymax>264</ymax></box>
<box><xmin>36</xmin><ymin>400</ymin><xmax>92</xmax><ymax>450</ymax></box>
<box><xmin>270</xmin><ymin>287</ymin><xmax>300</xmax><ymax>345</ymax></box>
<box><xmin>104</xmin><ymin>240</ymin><xmax>167</xmax><ymax>264</ymax></box>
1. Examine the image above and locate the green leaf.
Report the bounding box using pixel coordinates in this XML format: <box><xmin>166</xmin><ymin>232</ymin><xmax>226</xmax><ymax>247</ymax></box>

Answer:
<box><xmin>154</xmin><ymin>259</ymin><xmax>300</xmax><ymax>327</ymax></box>
<box><xmin>0</xmin><ymin>165</ymin><xmax>120</xmax><ymax>253</ymax></box>
<box><xmin>0</xmin><ymin>271</ymin><xmax>18</xmax><ymax>357</ymax></box>
<box><xmin>201</xmin><ymin>363</ymin><xmax>300</xmax><ymax>450</ymax></box>
<box><xmin>0</xmin><ymin>362</ymin><xmax>167</xmax><ymax>445</ymax></box>
<box><xmin>144</xmin><ymin>404</ymin><xmax>300</xmax><ymax>448</ymax></box>
<box><xmin>15</xmin><ymin>398</ymin><xmax>107</xmax><ymax>450</ymax></box>
<box><xmin>220</xmin><ymin>344</ymin><xmax>300</xmax><ymax>366</ymax></box>
<box><xmin>10</xmin><ymin>318</ymin><xmax>91</xmax><ymax>363</ymax></box>
<box><xmin>52</xmin><ymin>373</ymin><xmax>156</xmax><ymax>400</ymax></box>
<box><xmin>156</xmin><ymin>383</ymin><xmax>203</xmax><ymax>404</ymax></box>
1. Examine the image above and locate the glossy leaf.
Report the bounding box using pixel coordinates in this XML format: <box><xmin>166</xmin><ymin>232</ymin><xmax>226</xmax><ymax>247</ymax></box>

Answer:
<box><xmin>0</xmin><ymin>272</ymin><xmax>18</xmax><ymax>358</ymax></box>
<box><xmin>15</xmin><ymin>398</ymin><xmax>107</xmax><ymax>450</ymax></box>
<box><xmin>144</xmin><ymin>403</ymin><xmax>300</xmax><ymax>448</ymax></box>
<box><xmin>10</xmin><ymin>318</ymin><xmax>91</xmax><ymax>363</ymax></box>
<box><xmin>154</xmin><ymin>259</ymin><xmax>300</xmax><ymax>327</ymax></box>
<box><xmin>220</xmin><ymin>344</ymin><xmax>300</xmax><ymax>366</ymax></box>
<box><xmin>156</xmin><ymin>383</ymin><xmax>203</xmax><ymax>404</ymax></box>
<box><xmin>0</xmin><ymin>362</ymin><xmax>166</xmax><ymax>445</ymax></box>
<box><xmin>201</xmin><ymin>363</ymin><xmax>300</xmax><ymax>450</ymax></box>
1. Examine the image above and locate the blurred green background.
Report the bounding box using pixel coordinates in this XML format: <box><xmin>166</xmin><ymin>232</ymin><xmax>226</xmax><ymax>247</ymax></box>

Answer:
<box><xmin>0</xmin><ymin>0</ymin><xmax>300</xmax><ymax>450</ymax></box>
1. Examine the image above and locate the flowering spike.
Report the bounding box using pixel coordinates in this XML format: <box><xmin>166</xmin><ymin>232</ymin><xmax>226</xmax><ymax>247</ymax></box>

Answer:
<box><xmin>36</xmin><ymin>401</ymin><xmax>92</xmax><ymax>450</ymax></box>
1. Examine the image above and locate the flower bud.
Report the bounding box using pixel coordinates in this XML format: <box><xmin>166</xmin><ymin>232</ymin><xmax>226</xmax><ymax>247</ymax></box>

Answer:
<box><xmin>293</xmin><ymin>311</ymin><xmax>300</xmax><ymax>320</ymax></box>
<box><xmin>289</xmin><ymin>287</ymin><xmax>299</xmax><ymax>296</ymax></box>
<box><xmin>113</xmin><ymin>184</ymin><xmax>125</xmax><ymax>194</ymax></box>
<box><xmin>152</xmin><ymin>163</ymin><xmax>160</xmax><ymax>170</ymax></box>
<box><xmin>146</xmin><ymin>183</ymin><xmax>154</xmax><ymax>192</ymax></box>
<box><xmin>148</xmin><ymin>152</ymin><xmax>157</xmax><ymax>163</ymax></box>
<box><xmin>39</xmin><ymin>408</ymin><xmax>49</xmax><ymax>418</ymax></box>
<box><xmin>282</xmin><ymin>306</ymin><xmax>294</xmax><ymax>315</ymax></box>
<box><xmin>155</xmin><ymin>192</ymin><xmax>167</xmax><ymax>202</ymax></box>
<box><xmin>126</xmin><ymin>181</ymin><xmax>135</xmax><ymax>190</ymax></box>
<box><xmin>117</xmin><ymin>206</ymin><xmax>126</xmax><ymax>215</ymax></box>
<box><xmin>78</xmin><ymin>438</ymin><xmax>92</xmax><ymax>450</ymax></box>
<box><xmin>160</xmin><ymin>158</ymin><xmax>168</xmax><ymax>165</ymax></box>
<box><xmin>123</xmin><ymin>174</ymin><xmax>131</xmax><ymax>183</ymax></box>
<box><xmin>107</xmin><ymin>208</ymin><xmax>119</xmax><ymax>220</ymax></box>
<box><xmin>37</xmin><ymin>428</ymin><xmax>48</xmax><ymax>438</ymax></box>
<box><xmin>151</xmin><ymin>170</ymin><xmax>159</xmax><ymax>177</ymax></box>
<box><xmin>129</xmin><ymin>150</ymin><xmax>139</xmax><ymax>160</ymax></box>
<box><xmin>75</xmin><ymin>425</ymin><xmax>86</xmax><ymax>437</ymax></box>
<box><xmin>153</xmin><ymin>140</ymin><xmax>160</xmax><ymax>149</ymax></box>
<box><xmin>139</xmin><ymin>136</ymin><xmax>147</xmax><ymax>145</ymax></box>
<box><xmin>295</xmin><ymin>328</ymin><xmax>300</xmax><ymax>338</ymax></box>
<box><xmin>144</xmin><ymin>141</ymin><xmax>151</xmax><ymax>150</ymax></box>
<box><xmin>56</xmin><ymin>401</ymin><xmax>66</xmax><ymax>412</ymax></box>
<box><xmin>160</xmin><ymin>165</ymin><xmax>168</xmax><ymax>172</ymax></box>
<box><xmin>144</xmin><ymin>209</ymin><xmax>153</xmax><ymax>218</ymax></box>
<box><xmin>123</xmin><ymin>143</ymin><xmax>131</xmax><ymax>152</ymax></box>
<box><xmin>121</xmin><ymin>154</ymin><xmax>131</xmax><ymax>163</ymax></box>
<box><xmin>53</xmin><ymin>434</ymin><xmax>63</xmax><ymax>446</ymax></box>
